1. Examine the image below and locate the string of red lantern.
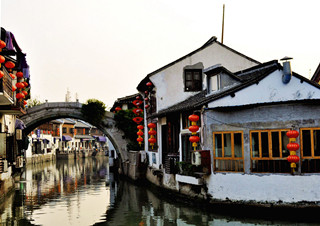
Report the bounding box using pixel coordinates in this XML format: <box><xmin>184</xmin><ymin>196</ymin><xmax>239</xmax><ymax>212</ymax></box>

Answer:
<box><xmin>132</xmin><ymin>95</ymin><xmax>144</xmax><ymax>146</ymax></box>
<box><xmin>188</xmin><ymin>114</ymin><xmax>200</xmax><ymax>151</ymax></box>
<box><xmin>286</xmin><ymin>129</ymin><xmax>300</xmax><ymax>173</ymax></box>
<box><xmin>148</xmin><ymin>122</ymin><xmax>156</xmax><ymax>149</ymax></box>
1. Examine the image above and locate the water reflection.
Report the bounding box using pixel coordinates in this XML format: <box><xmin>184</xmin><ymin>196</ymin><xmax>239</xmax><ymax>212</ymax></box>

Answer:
<box><xmin>0</xmin><ymin>157</ymin><xmax>318</xmax><ymax>225</ymax></box>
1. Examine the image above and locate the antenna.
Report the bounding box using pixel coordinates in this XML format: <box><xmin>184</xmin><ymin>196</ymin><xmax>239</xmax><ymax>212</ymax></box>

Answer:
<box><xmin>221</xmin><ymin>4</ymin><xmax>225</xmax><ymax>44</ymax></box>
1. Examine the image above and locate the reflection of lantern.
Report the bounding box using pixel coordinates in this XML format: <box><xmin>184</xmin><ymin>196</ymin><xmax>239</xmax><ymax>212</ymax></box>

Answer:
<box><xmin>148</xmin><ymin>123</ymin><xmax>157</xmax><ymax>149</ymax></box>
<box><xmin>5</xmin><ymin>61</ymin><xmax>15</xmax><ymax>72</ymax></box>
<box><xmin>188</xmin><ymin>114</ymin><xmax>200</xmax><ymax>150</ymax></box>
<box><xmin>286</xmin><ymin>129</ymin><xmax>300</xmax><ymax>172</ymax></box>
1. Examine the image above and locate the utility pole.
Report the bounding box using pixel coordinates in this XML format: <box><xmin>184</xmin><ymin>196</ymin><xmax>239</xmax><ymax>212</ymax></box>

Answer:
<box><xmin>221</xmin><ymin>4</ymin><xmax>225</xmax><ymax>44</ymax></box>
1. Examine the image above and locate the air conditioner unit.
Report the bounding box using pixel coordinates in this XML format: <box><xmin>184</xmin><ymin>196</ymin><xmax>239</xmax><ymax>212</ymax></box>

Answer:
<box><xmin>191</xmin><ymin>151</ymin><xmax>201</xmax><ymax>166</ymax></box>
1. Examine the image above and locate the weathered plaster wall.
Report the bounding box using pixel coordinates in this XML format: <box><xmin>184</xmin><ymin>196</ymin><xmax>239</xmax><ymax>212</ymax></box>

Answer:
<box><xmin>203</xmin><ymin>103</ymin><xmax>320</xmax><ymax>203</ymax></box>
<box><xmin>151</xmin><ymin>43</ymin><xmax>258</xmax><ymax>111</ymax></box>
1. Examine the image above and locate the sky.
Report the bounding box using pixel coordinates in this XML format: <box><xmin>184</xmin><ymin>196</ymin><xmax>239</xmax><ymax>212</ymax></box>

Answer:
<box><xmin>1</xmin><ymin>0</ymin><xmax>319</xmax><ymax>109</ymax></box>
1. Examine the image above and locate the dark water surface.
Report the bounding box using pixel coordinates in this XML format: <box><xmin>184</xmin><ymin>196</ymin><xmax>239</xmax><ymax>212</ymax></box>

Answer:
<box><xmin>0</xmin><ymin>157</ymin><xmax>318</xmax><ymax>226</ymax></box>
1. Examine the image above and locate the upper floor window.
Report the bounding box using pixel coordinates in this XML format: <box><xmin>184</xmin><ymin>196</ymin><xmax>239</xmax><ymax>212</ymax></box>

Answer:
<box><xmin>184</xmin><ymin>69</ymin><xmax>202</xmax><ymax>92</ymax></box>
<box><xmin>300</xmin><ymin>128</ymin><xmax>320</xmax><ymax>173</ymax></box>
<box><xmin>208</xmin><ymin>74</ymin><xmax>220</xmax><ymax>93</ymax></box>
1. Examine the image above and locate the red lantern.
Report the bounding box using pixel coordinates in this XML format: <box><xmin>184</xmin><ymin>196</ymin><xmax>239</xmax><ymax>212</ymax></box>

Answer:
<box><xmin>0</xmin><ymin>55</ymin><xmax>5</xmax><ymax>67</ymax></box>
<box><xmin>22</xmin><ymin>90</ymin><xmax>28</xmax><ymax>96</ymax></box>
<box><xmin>16</xmin><ymin>93</ymin><xmax>24</xmax><ymax>99</ymax></box>
<box><xmin>145</xmin><ymin>104</ymin><xmax>150</xmax><ymax>109</ymax></box>
<box><xmin>189</xmin><ymin>136</ymin><xmax>200</xmax><ymax>143</ymax></box>
<box><xmin>0</xmin><ymin>71</ymin><xmax>3</xmax><ymax>79</ymax></box>
<box><xmin>189</xmin><ymin>114</ymin><xmax>199</xmax><ymax>122</ymax></box>
<box><xmin>133</xmin><ymin>108</ymin><xmax>142</xmax><ymax>115</ymax></box>
<box><xmin>189</xmin><ymin>125</ymin><xmax>199</xmax><ymax>133</ymax></box>
<box><xmin>146</xmin><ymin>82</ymin><xmax>153</xmax><ymax>87</ymax></box>
<box><xmin>287</xmin><ymin>143</ymin><xmax>299</xmax><ymax>151</ymax></box>
<box><xmin>5</xmin><ymin>61</ymin><xmax>15</xmax><ymax>72</ymax></box>
<box><xmin>286</xmin><ymin>130</ymin><xmax>299</xmax><ymax>139</ymax></box>
<box><xmin>148</xmin><ymin>137</ymin><xmax>156</xmax><ymax>144</ymax></box>
<box><xmin>136</xmin><ymin>95</ymin><xmax>141</xmax><ymax>100</ymax></box>
<box><xmin>115</xmin><ymin>107</ymin><xmax>122</xmax><ymax>112</ymax></box>
<box><xmin>148</xmin><ymin>123</ymin><xmax>156</xmax><ymax>128</ymax></box>
<box><xmin>0</xmin><ymin>41</ymin><xmax>6</xmax><ymax>50</ymax></box>
<box><xmin>144</xmin><ymin>91</ymin><xmax>148</xmax><ymax>95</ymax></box>
<box><xmin>16</xmin><ymin>71</ymin><xmax>23</xmax><ymax>78</ymax></box>
<box><xmin>137</xmin><ymin>137</ymin><xmax>144</xmax><ymax>143</ymax></box>
<box><xmin>137</xmin><ymin>125</ymin><xmax>144</xmax><ymax>130</ymax></box>
<box><xmin>144</xmin><ymin>97</ymin><xmax>149</xmax><ymax>102</ymax></box>
<box><xmin>287</xmin><ymin>155</ymin><xmax>300</xmax><ymax>163</ymax></box>
<box><xmin>23</xmin><ymin>82</ymin><xmax>28</xmax><ymax>87</ymax></box>
<box><xmin>16</xmin><ymin>82</ymin><xmax>24</xmax><ymax>89</ymax></box>
<box><xmin>148</xmin><ymin>130</ymin><xmax>157</xmax><ymax>136</ymax></box>
<box><xmin>132</xmin><ymin>99</ymin><xmax>143</xmax><ymax>107</ymax></box>
<box><xmin>133</xmin><ymin>117</ymin><xmax>143</xmax><ymax>124</ymax></box>
<box><xmin>23</xmin><ymin>100</ymin><xmax>27</xmax><ymax>105</ymax></box>
<box><xmin>10</xmin><ymin>73</ymin><xmax>15</xmax><ymax>79</ymax></box>
<box><xmin>137</xmin><ymin>131</ymin><xmax>144</xmax><ymax>136</ymax></box>
<box><xmin>12</xmin><ymin>85</ymin><xmax>16</xmax><ymax>92</ymax></box>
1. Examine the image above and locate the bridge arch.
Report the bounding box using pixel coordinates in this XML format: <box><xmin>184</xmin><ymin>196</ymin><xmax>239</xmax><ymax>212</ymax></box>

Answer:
<box><xmin>20</xmin><ymin>102</ymin><xmax>129</xmax><ymax>162</ymax></box>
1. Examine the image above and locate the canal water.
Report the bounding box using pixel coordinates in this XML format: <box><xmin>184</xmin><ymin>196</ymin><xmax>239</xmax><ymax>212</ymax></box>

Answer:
<box><xmin>0</xmin><ymin>156</ymin><xmax>318</xmax><ymax>226</ymax></box>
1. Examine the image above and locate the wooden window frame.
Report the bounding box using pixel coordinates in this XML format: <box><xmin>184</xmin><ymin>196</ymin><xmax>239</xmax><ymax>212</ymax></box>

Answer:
<box><xmin>184</xmin><ymin>69</ymin><xmax>202</xmax><ymax>92</ymax></box>
<box><xmin>213</xmin><ymin>131</ymin><xmax>244</xmax><ymax>172</ymax></box>
<box><xmin>300</xmin><ymin>127</ymin><xmax>320</xmax><ymax>159</ymax></box>
<box><xmin>250</xmin><ymin>129</ymin><xmax>289</xmax><ymax>160</ymax></box>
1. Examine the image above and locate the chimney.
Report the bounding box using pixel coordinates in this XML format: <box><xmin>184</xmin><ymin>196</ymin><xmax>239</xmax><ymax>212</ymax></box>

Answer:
<box><xmin>280</xmin><ymin>56</ymin><xmax>293</xmax><ymax>84</ymax></box>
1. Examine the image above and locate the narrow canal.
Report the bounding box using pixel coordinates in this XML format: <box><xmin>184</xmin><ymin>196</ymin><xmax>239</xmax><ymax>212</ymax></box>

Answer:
<box><xmin>0</xmin><ymin>157</ymin><xmax>316</xmax><ymax>225</ymax></box>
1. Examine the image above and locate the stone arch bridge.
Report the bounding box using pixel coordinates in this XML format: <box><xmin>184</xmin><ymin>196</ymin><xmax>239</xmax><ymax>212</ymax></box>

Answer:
<box><xmin>20</xmin><ymin>102</ymin><xmax>129</xmax><ymax>162</ymax></box>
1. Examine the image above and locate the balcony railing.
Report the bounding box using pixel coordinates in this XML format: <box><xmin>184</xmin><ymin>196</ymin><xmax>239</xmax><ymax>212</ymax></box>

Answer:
<box><xmin>0</xmin><ymin>69</ymin><xmax>13</xmax><ymax>100</ymax></box>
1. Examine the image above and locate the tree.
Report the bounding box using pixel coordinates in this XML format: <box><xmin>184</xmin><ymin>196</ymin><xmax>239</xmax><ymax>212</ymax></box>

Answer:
<box><xmin>114</xmin><ymin>109</ymin><xmax>143</xmax><ymax>151</ymax></box>
<box><xmin>81</xmin><ymin>99</ymin><xmax>106</xmax><ymax>126</ymax></box>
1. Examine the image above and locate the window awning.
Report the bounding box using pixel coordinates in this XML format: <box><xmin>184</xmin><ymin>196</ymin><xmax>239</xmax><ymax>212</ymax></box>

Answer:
<box><xmin>62</xmin><ymin>135</ymin><xmax>72</xmax><ymax>141</ymax></box>
<box><xmin>97</xmin><ymin>136</ymin><xmax>106</xmax><ymax>142</ymax></box>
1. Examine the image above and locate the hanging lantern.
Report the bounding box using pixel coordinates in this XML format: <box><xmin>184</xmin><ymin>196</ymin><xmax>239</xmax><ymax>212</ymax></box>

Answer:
<box><xmin>145</xmin><ymin>104</ymin><xmax>150</xmax><ymax>109</ymax></box>
<box><xmin>0</xmin><ymin>41</ymin><xmax>6</xmax><ymax>51</ymax></box>
<box><xmin>144</xmin><ymin>97</ymin><xmax>149</xmax><ymax>102</ymax></box>
<box><xmin>137</xmin><ymin>131</ymin><xmax>144</xmax><ymax>136</ymax></box>
<box><xmin>133</xmin><ymin>117</ymin><xmax>143</xmax><ymax>124</ymax></box>
<box><xmin>5</xmin><ymin>61</ymin><xmax>15</xmax><ymax>72</ymax></box>
<box><xmin>16</xmin><ymin>92</ymin><xmax>24</xmax><ymax>100</ymax></box>
<box><xmin>22</xmin><ymin>90</ymin><xmax>28</xmax><ymax>96</ymax></box>
<box><xmin>188</xmin><ymin>114</ymin><xmax>200</xmax><ymax>150</ymax></box>
<box><xmin>132</xmin><ymin>99</ymin><xmax>143</xmax><ymax>107</ymax></box>
<box><xmin>286</xmin><ymin>129</ymin><xmax>300</xmax><ymax>172</ymax></box>
<box><xmin>144</xmin><ymin>91</ymin><xmax>148</xmax><ymax>95</ymax></box>
<box><xmin>136</xmin><ymin>95</ymin><xmax>141</xmax><ymax>100</ymax></box>
<box><xmin>23</xmin><ymin>100</ymin><xmax>27</xmax><ymax>105</ymax></box>
<box><xmin>0</xmin><ymin>71</ymin><xmax>4</xmax><ymax>79</ymax></box>
<box><xmin>137</xmin><ymin>125</ymin><xmax>144</xmax><ymax>130</ymax></box>
<box><xmin>137</xmin><ymin>137</ymin><xmax>144</xmax><ymax>143</ymax></box>
<box><xmin>146</xmin><ymin>82</ymin><xmax>153</xmax><ymax>87</ymax></box>
<box><xmin>189</xmin><ymin>136</ymin><xmax>200</xmax><ymax>143</ymax></box>
<box><xmin>137</xmin><ymin>125</ymin><xmax>144</xmax><ymax>146</ymax></box>
<box><xmin>10</xmin><ymin>73</ymin><xmax>15</xmax><ymax>79</ymax></box>
<box><xmin>148</xmin><ymin>123</ymin><xmax>157</xmax><ymax>149</ymax></box>
<box><xmin>16</xmin><ymin>82</ymin><xmax>24</xmax><ymax>89</ymax></box>
<box><xmin>12</xmin><ymin>85</ymin><xmax>16</xmax><ymax>92</ymax></box>
<box><xmin>0</xmin><ymin>55</ymin><xmax>5</xmax><ymax>67</ymax></box>
<box><xmin>133</xmin><ymin>108</ymin><xmax>143</xmax><ymax>115</ymax></box>
<box><xmin>23</xmin><ymin>81</ymin><xmax>28</xmax><ymax>87</ymax></box>
<box><xmin>115</xmin><ymin>107</ymin><xmax>122</xmax><ymax>112</ymax></box>
<box><xmin>16</xmin><ymin>71</ymin><xmax>23</xmax><ymax>78</ymax></box>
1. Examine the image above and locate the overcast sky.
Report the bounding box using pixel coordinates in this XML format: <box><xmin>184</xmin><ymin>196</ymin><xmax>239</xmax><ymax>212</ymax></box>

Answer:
<box><xmin>1</xmin><ymin>0</ymin><xmax>319</xmax><ymax>109</ymax></box>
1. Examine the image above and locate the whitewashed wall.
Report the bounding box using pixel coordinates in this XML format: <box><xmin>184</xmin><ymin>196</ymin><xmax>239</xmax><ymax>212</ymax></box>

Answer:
<box><xmin>207</xmin><ymin>173</ymin><xmax>320</xmax><ymax>203</ymax></box>
<box><xmin>150</xmin><ymin>43</ymin><xmax>258</xmax><ymax>111</ymax></box>
<box><xmin>208</xmin><ymin>70</ymin><xmax>320</xmax><ymax>108</ymax></box>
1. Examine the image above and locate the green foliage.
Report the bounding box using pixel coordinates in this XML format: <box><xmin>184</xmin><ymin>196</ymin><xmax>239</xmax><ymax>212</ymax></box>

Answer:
<box><xmin>81</xmin><ymin>99</ymin><xmax>106</xmax><ymax>126</ymax></box>
<box><xmin>178</xmin><ymin>161</ymin><xmax>195</xmax><ymax>176</ymax></box>
<box><xmin>114</xmin><ymin>109</ymin><xmax>143</xmax><ymax>151</ymax></box>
